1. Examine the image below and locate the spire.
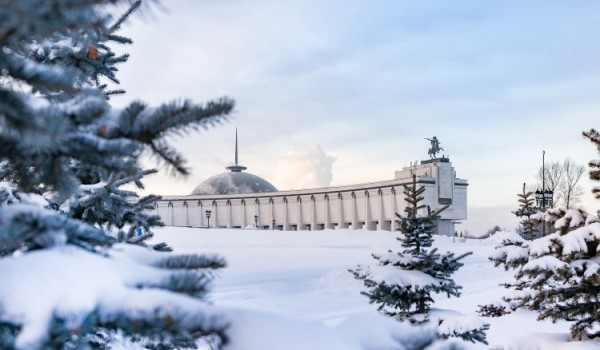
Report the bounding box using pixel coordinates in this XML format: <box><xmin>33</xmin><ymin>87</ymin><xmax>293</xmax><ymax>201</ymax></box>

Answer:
<box><xmin>235</xmin><ymin>127</ymin><xmax>239</xmax><ymax>165</ymax></box>
<box><xmin>226</xmin><ymin>128</ymin><xmax>247</xmax><ymax>172</ymax></box>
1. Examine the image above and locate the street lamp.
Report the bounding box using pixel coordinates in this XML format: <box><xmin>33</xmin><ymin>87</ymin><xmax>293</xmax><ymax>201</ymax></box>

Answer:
<box><xmin>254</xmin><ymin>214</ymin><xmax>258</xmax><ymax>228</ymax></box>
<box><xmin>544</xmin><ymin>190</ymin><xmax>553</xmax><ymax>207</ymax></box>
<box><xmin>535</xmin><ymin>150</ymin><xmax>553</xmax><ymax>237</ymax></box>
<box><xmin>535</xmin><ymin>190</ymin><xmax>544</xmax><ymax>207</ymax></box>
<box><xmin>534</xmin><ymin>189</ymin><xmax>554</xmax><ymax>207</ymax></box>
<box><xmin>205</xmin><ymin>210</ymin><xmax>211</xmax><ymax>228</ymax></box>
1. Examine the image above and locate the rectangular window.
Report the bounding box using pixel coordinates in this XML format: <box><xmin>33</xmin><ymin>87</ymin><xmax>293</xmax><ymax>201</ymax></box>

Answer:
<box><xmin>439</xmin><ymin>198</ymin><xmax>452</xmax><ymax>205</ymax></box>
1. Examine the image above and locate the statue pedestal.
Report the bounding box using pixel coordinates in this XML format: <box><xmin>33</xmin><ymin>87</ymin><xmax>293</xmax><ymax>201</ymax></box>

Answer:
<box><xmin>421</xmin><ymin>157</ymin><xmax>449</xmax><ymax>164</ymax></box>
<box><xmin>394</xmin><ymin>157</ymin><xmax>467</xmax><ymax>236</ymax></box>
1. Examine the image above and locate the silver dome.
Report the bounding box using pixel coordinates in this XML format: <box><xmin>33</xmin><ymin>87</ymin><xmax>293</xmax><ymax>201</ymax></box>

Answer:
<box><xmin>191</xmin><ymin>171</ymin><xmax>278</xmax><ymax>195</ymax></box>
<box><xmin>192</xmin><ymin>128</ymin><xmax>277</xmax><ymax>195</ymax></box>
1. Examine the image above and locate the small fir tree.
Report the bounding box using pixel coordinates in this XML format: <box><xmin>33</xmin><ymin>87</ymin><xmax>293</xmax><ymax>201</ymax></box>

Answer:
<box><xmin>513</xmin><ymin>183</ymin><xmax>538</xmax><ymax>240</ymax></box>
<box><xmin>351</xmin><ymin>175</ymin><xmax>487</xmax><ymax>344</ymax></box>
<box><xmin>477</xmin><ymin>182</ymin><xmax>540</xmax><ymax>316</ymax></box>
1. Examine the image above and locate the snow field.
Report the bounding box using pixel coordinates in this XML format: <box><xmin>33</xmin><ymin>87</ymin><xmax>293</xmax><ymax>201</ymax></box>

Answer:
<box><xmin>151</xmin><ymin>227</ymin><xmax>598</xmax><ymax>349</ymax></box>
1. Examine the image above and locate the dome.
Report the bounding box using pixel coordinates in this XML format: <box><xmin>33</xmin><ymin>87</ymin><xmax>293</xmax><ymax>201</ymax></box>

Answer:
<box><xmin>191</xmin><ymin>171</ymin><xmax>278</xmax><ymax>195</ymax></box>
<box><xmin>191</xmin><ymin>128</ymin><xmax>278</xmax><ymax>195</ymax></box>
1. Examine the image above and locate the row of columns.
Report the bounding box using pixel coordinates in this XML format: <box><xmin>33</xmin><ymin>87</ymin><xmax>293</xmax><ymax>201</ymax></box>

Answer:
<box><xmin>159</xmin><ymin>187</ymin><xmax>399</xmax><ymax>231</ymax></box>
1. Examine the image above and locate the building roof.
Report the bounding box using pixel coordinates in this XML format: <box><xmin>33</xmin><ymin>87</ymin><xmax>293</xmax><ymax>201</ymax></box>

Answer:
<box><xmin>191</xmin><ymin>171</ymin><xmax>278</xmax><ymax>195</ymax></box>
<box><xmin>190</xmin><ymin>128</ymin><xmax>278</xmax><ymax>195</ymax></box>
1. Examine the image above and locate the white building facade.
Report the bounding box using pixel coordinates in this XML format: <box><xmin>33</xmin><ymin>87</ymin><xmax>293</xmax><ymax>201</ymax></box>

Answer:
<box><xmin>154</xmin><ymin>157</ymin><xmax>467</xmax><ymax>236</ymax></box>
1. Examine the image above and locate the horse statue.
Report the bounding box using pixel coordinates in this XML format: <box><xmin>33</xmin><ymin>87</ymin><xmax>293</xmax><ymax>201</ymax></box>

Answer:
<box><xmin>425</xmin><ymin>136</ymin><xmax>444</xmax><ymax>159</ymax></box>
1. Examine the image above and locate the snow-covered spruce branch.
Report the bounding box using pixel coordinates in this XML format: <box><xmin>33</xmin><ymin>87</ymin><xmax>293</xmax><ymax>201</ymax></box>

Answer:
<box><xmin>584</xmin><ymin>128</ymin><xmax>600</xmax><ymax>199</ymax></box>
<box><xmin>483</xmin><ymin>204</ymin><xmax>600</xmax><ymax>339</ymax></box>
<box><xmin>0</xmin><ymin>204</ymin><xmax>114</xmax><ymax>256</ymax></box>
<box><xmin>0</xmin><ymin>1</ymin><xmax>234</xmax><ymax>348</ymax></box>
<box><xmin>105</xmin><ymin>99</ymin><xmax>235</xmax><ymax>176</ymax></box>
<box><xmin>154</xmin><ymin>254</ymin><xmax>228</xmax><ymax>271</ymax></box>
<box><xmin>0</xmin><ymin>243</ymin><xmax>229</xmax><ymax>349</ymax></box>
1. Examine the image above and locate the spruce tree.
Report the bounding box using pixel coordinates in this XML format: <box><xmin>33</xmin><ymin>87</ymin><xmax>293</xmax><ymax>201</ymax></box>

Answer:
<box><xmin>0</xmin><ymin>1</ymin><xmax>233</xmax><ymax>349</ymax></box>
<box><xmin>584</xmin><ymin>128</ymin><xmax>600</xmax><ymax>199</ymax></box>
<box><xmin>477</xmin><ymin>182</ymin><xmax>540</xmax><ymax>316</ymax></box>
<box><xmin>513</xmin><ymin>183</ymin><xmax>538</xmax><ymax>240</ymax></box>
<box><xmin>481</xmin><ymin>129</ymin><xmax>600</xmax><ymax>341</ymax></box>
<box><xmin>487</xmin><ymin>206</ymin><xmax>600</xmax><ymax>339</ymax></box>
<box><xmin>351</xmin><ymin>175</ymin><xmax>487</xmax><ymax>344</ymax></box>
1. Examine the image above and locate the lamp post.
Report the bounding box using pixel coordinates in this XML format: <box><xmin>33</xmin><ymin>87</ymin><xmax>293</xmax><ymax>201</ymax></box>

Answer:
<box><xmin>535</xmin><ymin>151</ymin><xmax>553</xmax><ymax>237</ymax></box>
<box><xmin>205</xmin><ymin>210</ymin><xmax>211</xmax><ymax>228</ymax></box>
<box><xmin>541</xmin><ymin>150</ymin><xmax>547</xmax><ymax>238</ymax></box>
<box><xmin>254</xmin><ymin>215</ymin><xmax>258</xmax><ymax>228</ymax></box>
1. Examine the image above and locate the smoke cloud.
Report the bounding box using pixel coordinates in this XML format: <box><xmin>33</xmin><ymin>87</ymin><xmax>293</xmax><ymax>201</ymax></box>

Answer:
<box><xmin>269</xmin><ymin>145</ymin><xmax>335</xmax><ymax>190</ymax></box>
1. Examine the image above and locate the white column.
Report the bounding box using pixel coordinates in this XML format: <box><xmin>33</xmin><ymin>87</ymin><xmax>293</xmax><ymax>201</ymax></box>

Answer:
<box><xmin>391</xmin><ymin>188</ymin><xmax>398</xmax><ymax>231</ymax></box>
<box><xmin>283</xmin><ymin>197</ymin><xmax>289</xmax><ymax>230</ymax></box>
<box><xmin>364</xmin><ymin>191</ymin><xmax>371</xmax><ymax>230</ymax></box>
<box><xmin>241</xmin><ymin>200</ymin><xmax>247</xmax><ymax>228</ymax></box>
<box><xmin>324</xmin><ymin>195</ymin><xmax>331</xmax><ymax>229</ymax></box>
<box><xmin>339</xmin><ymin>193</ymin><xmax>350</xmax><ymax>229</ymax></box>
<box><xmin>197</xmin><ymin>201</ymin><xmax>203</xmax><ymax>227</ymax></box>
<box><xmin>296</xmin><ymin>196</ymin><xmax>302</xmax><ymax>230</ymax></box>
<box><xmin>183</xmin><ymin>201</ymin><xmax>189</xmax><ymax>226</ymax></box>
<box><xmin>338</xmin><ymin>194</ymin><xmax>344</xmax><ymax>229</ymax></box>
<box><xmin>378</xmin><ymin>189</ymin><xmax>385</xmax><ymax>230</ymax></box>
<box><xmin>226</xmin><ymin>200</ymin><xmax>232</xmax><ymax>228</ymax></box>
<box><xmin>270</xmin><ymin>198</ymin><xmax>275</xmax><ymax>229</ymax></box>
<box><xmin>255</xmin><ymin>199</ymin><xmax>260</xmax><ymax>228</ymax></box>
<box><xmin>212</xmin><ymin>201</ymin><xmax>218</xmax><ymax>228</ymax></box>
<box><xmin>351</xmin><ymin>192</ymin><xmax>359</xmax><ymax>230</ymax></box>
<box><xmin>311</xmin><ymin>196</ymin><xmax>317</xmax><ymax>230</ymax></box>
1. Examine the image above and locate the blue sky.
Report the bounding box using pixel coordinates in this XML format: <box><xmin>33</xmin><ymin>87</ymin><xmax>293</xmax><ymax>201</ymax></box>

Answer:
<box><xmin>112</xmin><ymin>0</ymin><xmax>600</xmax><ymax>235</ymax></box>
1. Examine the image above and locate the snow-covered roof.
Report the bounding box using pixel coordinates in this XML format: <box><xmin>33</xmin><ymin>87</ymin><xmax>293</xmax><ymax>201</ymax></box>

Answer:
<box><xmin>191</xmin><ymin>171</ymin><xmax>278</xmax><ymax>195</ymax></box>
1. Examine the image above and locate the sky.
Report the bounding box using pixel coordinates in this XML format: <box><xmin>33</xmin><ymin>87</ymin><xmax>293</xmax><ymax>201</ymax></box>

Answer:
<box><xmin>111</xmin><ymin>0</ymin><xmax>600</xmax><ymax>235</ymax></box>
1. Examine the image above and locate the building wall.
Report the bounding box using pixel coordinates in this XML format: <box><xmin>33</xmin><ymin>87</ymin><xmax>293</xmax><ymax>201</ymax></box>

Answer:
<box><xmin>155</xmin><ymin>158</ymin><xmax>468</xmax><ymax>236</ymax></box>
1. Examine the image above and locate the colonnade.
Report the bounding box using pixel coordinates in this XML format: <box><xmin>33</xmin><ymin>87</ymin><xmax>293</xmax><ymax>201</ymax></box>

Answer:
<box><xmin>155</xmin><ymin>158</ymin><xmax>468</xmax><ymax>235</ymax></box>
<box><xmin>156</xmin><ymin>186</ymin><xmax>404</xmax><ymax>231</ymax></box>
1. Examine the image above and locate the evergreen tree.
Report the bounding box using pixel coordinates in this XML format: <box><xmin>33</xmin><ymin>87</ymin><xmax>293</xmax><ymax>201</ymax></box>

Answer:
<box><xmin>486</xmin><ymin>206</ymin><xmax>600</xmax><ymax>340</ymax></box>
<box><xmin>482</xmin><ymin>208</ymin><xmax>600</xmax><ymax>321</ymax></box>
<box><xmin>480</xmin><ymin>183</ymin><xmax>539</xmax><ymax>316</ymax></box>
<box><xmin>584</xmin><ymin>128</ymin><xmax>600</xmax><ymax>199</ymax></box>
<box><xmin>351</xmin><ymin>175</ymin><xmax>487</xmax><ymax>344</ymax></box>
<box><xmin>513</xmin><ymin>183</ymin><xmax>538</xmax><ymax>240</ymax></box>
<box><xmin>0</xmin><ymin>1</ymin><xmax>233</xmax><ymax>349</ymax></box>
<box><xmin>481</xmin><ymin>129</ymin><xmax>600</xmax><ymax>341</ymax></box>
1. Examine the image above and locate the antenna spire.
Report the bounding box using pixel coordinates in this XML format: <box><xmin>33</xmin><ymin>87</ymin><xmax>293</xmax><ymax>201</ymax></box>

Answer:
<box><xmin>226</xmin><ymin>128</ymin><xmax>247</xmax><ymax>173</ymax></box>
<box><xmin>235</xmin><ymin>127</ymin><xmax>239</xmax><ymax>165</ymax></box>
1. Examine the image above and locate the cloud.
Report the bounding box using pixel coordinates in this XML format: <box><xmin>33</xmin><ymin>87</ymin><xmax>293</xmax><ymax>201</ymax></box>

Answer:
<box><xmin>269</xmin><ymin>146</ymin><xmax>335</xmax><ymax>190</ymax></box>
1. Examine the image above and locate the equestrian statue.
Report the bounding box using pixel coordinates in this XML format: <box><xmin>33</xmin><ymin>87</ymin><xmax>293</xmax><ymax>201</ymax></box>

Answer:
<box><xmin>425</xmin><ymin>136</ymin><xmax>444</xmax><ymax>159</ymax></box>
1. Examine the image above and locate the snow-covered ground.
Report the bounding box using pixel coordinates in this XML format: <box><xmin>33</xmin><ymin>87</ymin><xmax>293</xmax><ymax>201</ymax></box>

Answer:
<box><xmin>150</xmin><ymin>227</ymin><xmax>597</xmax><ymax>350</ymax></box>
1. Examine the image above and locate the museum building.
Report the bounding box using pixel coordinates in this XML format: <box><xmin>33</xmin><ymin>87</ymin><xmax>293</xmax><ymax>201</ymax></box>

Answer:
<box><xmin>153</xmin><ymin>134</ymin><xmax>468</xmax><ymax>236</ymax></box>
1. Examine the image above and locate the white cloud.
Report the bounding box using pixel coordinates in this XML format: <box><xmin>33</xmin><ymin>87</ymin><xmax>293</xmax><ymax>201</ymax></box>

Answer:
<box><xmin>269</xmin><ymin>146</ymin><xmax>335</xmax><ymax>190</ymax></box>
